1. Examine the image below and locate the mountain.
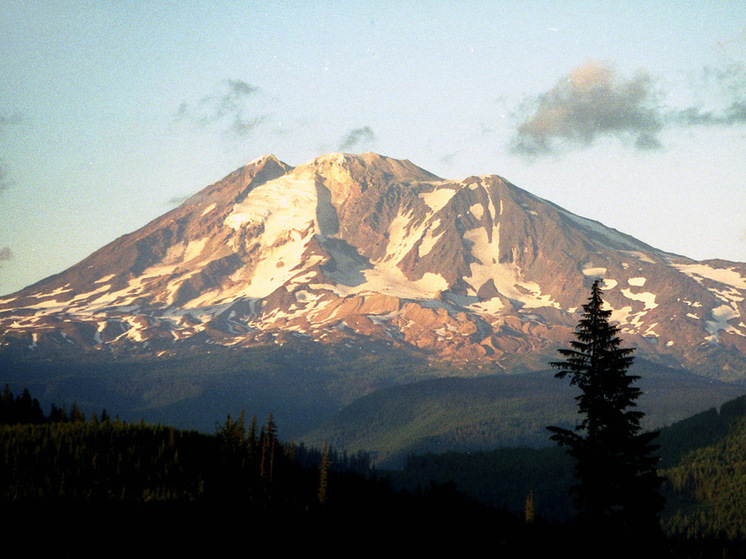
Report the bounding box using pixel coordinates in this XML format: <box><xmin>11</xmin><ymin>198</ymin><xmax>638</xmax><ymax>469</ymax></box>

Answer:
<box><xmin>2</xmin><ymin>152</ymin><xmax>744</xmax><ymax>376</ymax></box>
<box><xmin>1</xmin><ymin>152</ymin><xmax>745</xmax><ymax>453</ymax></box>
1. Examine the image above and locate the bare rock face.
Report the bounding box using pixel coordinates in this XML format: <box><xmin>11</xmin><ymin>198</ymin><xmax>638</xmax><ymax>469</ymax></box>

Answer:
<box><xmin>1</xmin><ymin>152</ymin><xmax>745</xmax><ymax>379</ymax></box>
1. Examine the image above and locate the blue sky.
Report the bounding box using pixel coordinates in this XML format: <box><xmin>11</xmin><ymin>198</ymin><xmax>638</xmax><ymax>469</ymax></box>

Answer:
<box><xmin>1</xmin><ymin>1</ymin><xmax>745</xmax><ymax>295</ymax></box>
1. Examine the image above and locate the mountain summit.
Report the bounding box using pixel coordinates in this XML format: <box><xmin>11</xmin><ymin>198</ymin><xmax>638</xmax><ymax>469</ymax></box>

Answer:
<box><xmin>1</xmin><ymin>152</ymin><xmax>745</xmax><ymax>379</ymax></box>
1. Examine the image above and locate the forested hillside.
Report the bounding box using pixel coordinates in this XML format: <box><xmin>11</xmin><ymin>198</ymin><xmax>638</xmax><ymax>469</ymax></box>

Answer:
<box><xmin>388</xmin><ymin>393</ymin><xmax>746</xmax><ymax>553</ymax></box>
<box><xmin>4</xmin><ymin>385</ymin><xmax>746</xmax><ymax>557</ymax></box>
<box><xmin>302</xmin><ymin>363</ymin><xmax>746</xmax><ymax>468</ymax></box>
<box><xmin>658</xmin><ymin>396</ymin><xmax>746</xmax><ymax>540</ymax></box>
<box><xmin>0</xmin><ymin>385</ymin><xmax>537</xmax><ymax>555</ymax></box>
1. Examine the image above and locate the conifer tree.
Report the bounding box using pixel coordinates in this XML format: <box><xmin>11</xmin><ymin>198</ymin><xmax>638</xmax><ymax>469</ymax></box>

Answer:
<box><xmin>70</xmin><ymin>402</ymin><xmax>85</xmax><ymax>423</ymax></box>
<box><xmin>318</xmin><ymin>442</ymin><xmax>330</xmax><ymax>505</ymax></box>
<box><xmin>524</xmin><ymin>490</ymin><xmax>535</xmax><ymax>524</ymax></box>
<box><xmin>260</xmin><ymin>413</ymin><xmax>278</xmax><ymax>483</ymax></box>
<box><xmin>547</xmin><ymin>280</ymin><xmax>664</xmax><ymax>549</ymax></box>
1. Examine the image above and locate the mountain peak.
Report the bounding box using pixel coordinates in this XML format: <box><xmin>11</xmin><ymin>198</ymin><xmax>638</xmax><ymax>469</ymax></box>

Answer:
<box><xmin>248</xmin><ymin>153</ymin><xmax>284</xmax><ymax>166</ymax></box>
<box><xmin>299</xmin><ymin>151</ymin><xmax>441</xmax><ymax>182</ymax></box>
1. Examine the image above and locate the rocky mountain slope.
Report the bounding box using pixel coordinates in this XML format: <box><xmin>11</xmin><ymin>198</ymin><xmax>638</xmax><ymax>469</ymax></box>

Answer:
<box><xmin>1</xmin><ymin>152</ymin><xmax>745</xmax><ymax>380</ymax></box>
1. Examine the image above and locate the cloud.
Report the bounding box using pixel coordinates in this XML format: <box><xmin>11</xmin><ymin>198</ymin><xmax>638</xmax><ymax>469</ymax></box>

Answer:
<box><xmin>0</xmin><ymin>164</ymin><xmax>11</xmax><ymax>195</ymax></box>
<box><xmin>666</xmin><ymin>63</ymin><xmax>746</xmax><ymax>127</ymax></box>
<box><xmin>0</xmin><ymin>113</ymin><xmax>22</xmax><ymax>195</ymax></box>
<box><xmin>0</xmin><ymin>247</ymin><xmax>12</xmax><ymax>264</ymax></box>
<box><xmin>439</xmin><ymin>152</ymin><xmax>457</xmax><ymax>165</ymax></box>
<box><xmin>510</xmin><ymin>61</ymin><xmax>662</xmax><ymax>155</ymax></box>
<box><xmin>175</xmin><ymin>79</ymin><xmax>269</xmax><ymax>137</ymax></box>
<box><xmin>510</xmin><ymin>60</ymin><xmax>746</xmax><ymax>157</ymax></box>
<box><xmin>0</xmin><ymin>112</ymin><xmax>22</xmax><ymax>128</ymax></box>
<box><xmin>338</xmin><ymin>126</ymin><xmax>376</xmax><ymax>151</ymax></box>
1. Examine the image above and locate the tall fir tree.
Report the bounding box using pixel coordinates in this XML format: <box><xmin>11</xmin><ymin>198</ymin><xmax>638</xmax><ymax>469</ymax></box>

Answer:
<box><xmin>547</xmin><ymin>280</ymin><xmax>665</xmax><ymax>550</ymax></box>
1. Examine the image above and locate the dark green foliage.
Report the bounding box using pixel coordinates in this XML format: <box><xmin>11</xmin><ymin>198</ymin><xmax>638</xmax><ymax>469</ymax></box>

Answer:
<box><xmin>390</xmin><ymin>391</ymin><xmax>746</xmax><ymax>552</ymax></box>
<box><xmin>392</xmin><ymin>445</ymin><xmax>576</xmax><ymax>522</ymax></box>
<box><xmin>0</xmin><ymin>387</ymin><xmax>553</xmax><ymax>555</ymax></box>
<box><xmin>0</xmin><ymin>384</ymin><xmax>45</xmax><ymax>425</ymax></box>
<box><xmin>657</xmin><ymin>395</ymin><xmax>746</xmax><ymax>469</ymax></box>
<box><xmin>0</xmin><ymin>389</ymin><xmax>315</xmax><ymax>508</ymax></box>
<box><xmin>547</xmin><ymin>280</ymin><xmax>665</xmax><ymax>548</ymax></box>
<box><xmin>658</xmin><ymin>396</ymin><xmax>746</xmax><ymax>541</ymax></box>
<box><xmin>6</xmin><ymin>384</ymin><xmax>746</xmax><ymax>555</ymax></box>
<box><xmin>0</xmin><ymin>420</ymin><xmax>211</xmax><ymax>501</ymax></box>
<box><xmin>3</xmin><ymin>342</ymin><xmax>743</xmax><ymax>469</ymax></box>
<box><xmin>0</xmin><ymin>339</ymin><xmax>438</xmax><ymax>437</ymax></box>
<box><xmin>303</xmin><ymin>371</ymin><xmax>583</xmax><ymax>467</ymax></box>
<box><xmin>303</xmin><ymin>362</ymin><xmax>745</xmax><ymax>468</ymax></box>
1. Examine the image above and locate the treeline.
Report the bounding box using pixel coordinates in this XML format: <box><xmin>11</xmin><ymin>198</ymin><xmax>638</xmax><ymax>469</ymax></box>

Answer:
<box><xmin>310</xmin><ymin>373</ymin><xmax>577</xmax><ymax>467</ymax></box>
<box><xmin>0</xmin><ymin>387</ymin><xmax>512</xmax><ymax>529</ymax></box>
<box><xmin>0</xmin><ymin>386</ymin><xmax>360</xmax><ymax>510</ymax></box>
<box><xmin>4</xmin><ymin>385</ymin><xmax>591</xmax><ymax>557</ymax></box>
<box><xmin>8</xmin><ymin>385</ymin><xmax>746</xmax><ymax>555</ymax></box>
<box><xmin>0</xmin><ymin>384</ymin><xmax>104</xmax><ymax>425</ymax></box>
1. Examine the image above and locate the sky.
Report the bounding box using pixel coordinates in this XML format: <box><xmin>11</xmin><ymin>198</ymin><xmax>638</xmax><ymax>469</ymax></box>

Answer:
<box><xmin>1</xmin><ymin>1</ymin><xmax>745</xmax><ymax>296</ymax></box>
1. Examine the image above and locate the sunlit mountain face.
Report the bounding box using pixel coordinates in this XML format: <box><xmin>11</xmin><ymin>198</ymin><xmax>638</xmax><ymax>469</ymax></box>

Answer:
<box><xmin>1</xmin><ymin>152</ymin><xmax>745</xmax><ymax>380</ymax></box>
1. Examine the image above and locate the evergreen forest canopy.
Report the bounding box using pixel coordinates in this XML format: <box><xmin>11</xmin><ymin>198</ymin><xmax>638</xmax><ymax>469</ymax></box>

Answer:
<box><xmin>3</xmin><ymin>379</ymin><xmax>746</xmax><ymax>557</ymax></box>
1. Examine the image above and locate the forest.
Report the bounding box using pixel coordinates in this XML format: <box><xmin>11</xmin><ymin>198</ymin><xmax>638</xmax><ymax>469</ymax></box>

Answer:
<box><xmin>3</xmin><ymin>384</ymin><xmax>746</xmax><ymax>558</ymax></box>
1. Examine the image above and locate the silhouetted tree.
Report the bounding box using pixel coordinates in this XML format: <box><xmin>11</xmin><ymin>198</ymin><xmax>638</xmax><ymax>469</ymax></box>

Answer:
<box><xmin>547</xmin><ymin>280</ymin><xmax>665</xmax><ymax>551</ymax></box>
<box><xmin>260</xmin><ymin>413</ymin><xmax>278</xmax><ymax>483</ymax></box>
<box><xmin>318</xmin><ymin>442</ymin><xmax>330</xmax><ymax>505</ymax></box>
<box><xmin>0</xmin><ymin>385</ymin><xmax>45</xmax><ymax>425</ymax></box>
<box><xmin>69</xmin><ymin>402</ymin><xmax>85</xmax><ymax>423</ymax></box>
<box><xmin>524</xmin><ymin>490</ymin><xmax>534</xmax><ymax>524</ymax></box>
<box><xmin>217</xmin><ymin>411</ymin><xmax>246</xmax><ymax>455</ymax></box>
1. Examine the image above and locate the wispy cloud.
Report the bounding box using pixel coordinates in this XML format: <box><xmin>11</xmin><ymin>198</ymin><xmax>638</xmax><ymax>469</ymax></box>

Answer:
<box><xmin>175</xmin><ymin>79</ymin><xmax>270</xmax><ymax>137</ymax></box>
<box><xmin>0</xmin><ymin>165</ymin><xmax>11</xmax><ymax>195</ymax></box>
<box><xmin>510</xmin><ymin>60</ymin><xmax>746</xmax><ymax>157</ymax></box>
<box><xmin>0</xmin><ymin>112</ymin><xmax>23</xmax><ymax>195</ymax></box>
<box><xmin>714</xmin><ymin>25</ymin><xmax>746</xmax><ymax>58</ymax></box>
<box><xmin>0</xmin><ymin>247</ymin><xmax>12</xmax><ymax>265</ymax></box>
<box><xmin>439</xmin><ymin>152</ymin><xmax>457</xmax><ymax>165</ymax></box>
<box><xmin>666</xmin><ymin>63</ymin><xmax>746</xmax><ymax>127</ymax></box>
<box><xmin>0</xmin><ymin>112</ymin><xmax>22</xmax><ymax>128</ymax></box>
<box><xmin>510</xmin><ymin>61</ymin><xmax>662</xmax><ymax>155</ymax></box>
<box><xmin>338</xmin><ymin>126</ymin><xmax>376</xmax><ymax>151</ymax></box>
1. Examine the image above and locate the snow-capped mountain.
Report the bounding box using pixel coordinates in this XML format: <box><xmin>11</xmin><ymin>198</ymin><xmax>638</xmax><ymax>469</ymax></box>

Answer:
<box><xmin>1</xmin><ymin>152</ymin><xmax>745</xmax><ymax>379</ymax></box>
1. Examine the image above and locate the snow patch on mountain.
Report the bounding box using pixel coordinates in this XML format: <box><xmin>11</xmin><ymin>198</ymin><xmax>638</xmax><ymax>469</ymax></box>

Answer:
<box><xmin>419</xmin><ymin>186</ymin><xmax>458</xmax><ymax>213</ymax></box>
<box><xmin>621</xmin><ymin>288</ymin><xmax>658</xmax><ymax>310</ymax></box>
<box><xmin>675</xmin><ymin>263</ymin><xmax>746</xmax><ymax>289</ymax></box>
<box><xmin>226</xmin><ymin>175</ymin><xmax>319</xmax><ymax>236</ymax></box>
<box><xmin>582</xmin><ymin>266</ymin><xmax>607</xmax><ymax>278</ymax></box>
<box><xmin>706</xmin><ymin>304</ymin><xmax>744</xmax><ymax>341</ymax></box>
